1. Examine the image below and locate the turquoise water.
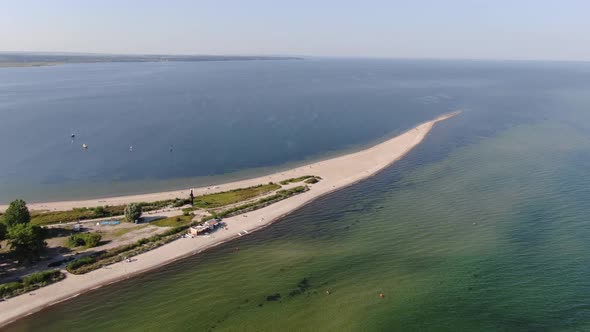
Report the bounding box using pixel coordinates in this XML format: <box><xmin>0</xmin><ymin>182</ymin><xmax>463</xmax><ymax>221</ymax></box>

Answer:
<box><xmin>6</xmin><ymin>61</ymin><xmax>590</xmax><ymax>330</ymax></box>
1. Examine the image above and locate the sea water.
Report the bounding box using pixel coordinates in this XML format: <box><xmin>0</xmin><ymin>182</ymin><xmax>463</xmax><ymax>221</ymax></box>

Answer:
<box><xmin>5</xmin><ymin>59</ymin><xmax>590</xmax><ymax>331</ymax></box>
<box><xmin>1</xmin><ymin>59</ymin><xmax>454</xmax><ymax>203</ymax></box>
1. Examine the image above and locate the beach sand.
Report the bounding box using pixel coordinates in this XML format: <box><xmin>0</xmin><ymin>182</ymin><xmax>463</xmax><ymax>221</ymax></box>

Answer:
<box><xmin>0</xmin><ymin>111</ymin><xmax>458</xmax><ymax>327</ymax></box>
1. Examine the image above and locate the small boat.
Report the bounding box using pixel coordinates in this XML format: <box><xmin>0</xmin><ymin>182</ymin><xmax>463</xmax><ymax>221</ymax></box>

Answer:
<box><xmin>129</xmin><ymin>145</ymin><xmax>133</xmax><ymax>152</ymax></box>
<box><xmin>70</xmin><ymin>133</ymin><xmax>76</xmax><ymax>138</ymax></box>
<box><xmin>82</xmin><ymin>144</ymin><xmax>88</xmax><ymax>149</ymax></box>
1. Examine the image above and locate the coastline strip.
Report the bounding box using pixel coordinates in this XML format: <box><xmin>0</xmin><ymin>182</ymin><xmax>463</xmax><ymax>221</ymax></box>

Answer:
<box><xmin>0</xmin><ymin>111</ymin><xmax>459</xmax><ymax>327</ymax></box>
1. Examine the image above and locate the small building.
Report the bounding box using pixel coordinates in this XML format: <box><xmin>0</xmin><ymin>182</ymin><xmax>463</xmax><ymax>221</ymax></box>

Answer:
<box><xmin>188</xmin><ymin>226</ymin><xmax>205</xmax><ymax>236</ymax></box>
<box><xmin>187</xmin><ymin>220</ymin><xmax>223</xmax><ymax>236</ymax></box>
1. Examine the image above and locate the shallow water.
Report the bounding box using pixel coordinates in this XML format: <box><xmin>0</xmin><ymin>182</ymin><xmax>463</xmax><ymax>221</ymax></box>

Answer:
<box><xmin>5</xmin><ymin>60</ymin><xmax>590</xmax><ymax>331</ymax></box>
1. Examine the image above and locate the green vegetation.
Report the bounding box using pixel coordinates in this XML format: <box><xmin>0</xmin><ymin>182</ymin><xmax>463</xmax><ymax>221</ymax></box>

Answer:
<box><xmin>0</xmin><ymin>270</ymin><xmax>64</xmax><ymax>299</ymax></box>
<box><xmin>203</xmin><ymin>185</ymin><xmax>309</xmax><ymax>221</ymax></box>
<box><xmin>67</xmin><ymin>185</ymin><xmax>309</xmax><ymax>275</ymax></box>
<box><xmin>151</xmin><ymin>215</ymin><xmax>194</xmax><ymax>227</ymax></box>
<box><xmin>66</xmin><ymin>256</ymin><xmax>96</xmax><ymax>271</ymax></box>
<box><xmin>67</xmin><ymin>233</ymin><xmax>102</xmax><ymax>249</ymax></box>
<box><xmin>110</xmin><ymin>225</ymin><xmax>147</xmax><ymax>238</ymax></box>
<box><xmin>30</xmin><ymin>205</ymin><xmax>125</xmax><ymax>226</ymax></box>
<box><xmin>1</xmin><ymin>200</ymin><xmax>46</xmax><ymax>263</ymax></box>
<box><xmin>192</xmin><ymin>183</ymin><xmax>281</xmax><ymax>208</ymax></box>
<box><xmin>17</xmin><ymin>183</ymin><xmax>285</xmax><ymax>228</ymax></box>
<box><xmin>4</xmin><ymin>199</ymin><xmax>31</xmax><ymax>227</ymax></box>
<box><xmin>279</xmin><ymin>175</ymin><xmax>321</xmax><ymax>185</ymax></box>
<box><xmin>124</xmin><ymin>203</ymin><xmax>142</xmax><ymax>223</ymax></box>
<box><xmin>304</xmin><ymin>177</ymin><xmax>320</xmax><ymax>184</ymax></box>
<box><xmin>139</xmin><ymin>198</ymin><xmax>190</xmax><ymax>211</ymax></box>
<box><xmin>30</xmin><ymin>199</ymin><xmax>189</xmax><ymax>226</ymax></box>
<box><xmin>7</xmin><ymin>223</ymin><xmax>46</xmax><ymax>263</ymax></box>
<box><xmin>66</xmin><ymin>225</ymin><xmax>193</xmax><ymax>274</ymax></box>
<box><xmin>0</xmin><ymin>222</ymin><xmax>6</xmax><ymax>246</ymax></box>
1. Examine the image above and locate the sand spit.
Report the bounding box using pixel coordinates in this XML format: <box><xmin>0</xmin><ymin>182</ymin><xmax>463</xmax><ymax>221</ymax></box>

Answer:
<box><xmin>0</xmin><ymin>111</ymin><xmax>459</xmax><ymax>327</ymax></box>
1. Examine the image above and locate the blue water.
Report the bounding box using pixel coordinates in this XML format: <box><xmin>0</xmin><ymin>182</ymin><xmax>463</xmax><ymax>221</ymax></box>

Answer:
<box><xmin>0</xmin><ymin>59</ymin><xmax>462</xmax><ymax>203</ymax></box>
<box><xmin>4</xmin><ymin>59</ymin><xmax>590</xmax><ymax>331</ymax></box>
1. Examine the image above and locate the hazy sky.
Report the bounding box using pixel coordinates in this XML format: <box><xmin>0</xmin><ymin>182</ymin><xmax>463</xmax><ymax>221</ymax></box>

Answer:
<box><xmin>2</xmin><ymin>0</ymin><xmax>589</xmax><ymax>61</ymax></box>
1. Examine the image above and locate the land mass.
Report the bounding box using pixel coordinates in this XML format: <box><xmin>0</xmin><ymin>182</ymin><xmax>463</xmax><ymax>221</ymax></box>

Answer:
<box><xmin>0</xmin><ymin>52</ymin><xmax>302</xmax><ymax>68</ymax></box>
<box><xmin>0</xmin><ymin>111</ymin><xmax>459</xmax><ymax>327</ymax></box>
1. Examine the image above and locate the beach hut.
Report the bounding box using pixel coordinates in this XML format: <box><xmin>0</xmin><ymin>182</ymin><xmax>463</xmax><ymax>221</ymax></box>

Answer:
<box><xmin>187</xmin><ymin>220</ymin><xmax>223</xmax><ymax>236</ymax></box>
<box><xmin>188</xmin><ymin>225</ymin><xmax>208</xmax><ymax>236</ymax></box>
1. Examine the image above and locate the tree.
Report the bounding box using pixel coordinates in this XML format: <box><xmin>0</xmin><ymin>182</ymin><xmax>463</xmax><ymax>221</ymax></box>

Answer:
<box><xmin>4</xmin><ymin>199</ymin><xmax>31</xmax><ymax>227</ymax></box>
<box><xmin>0</xmin><ymin>222</ymin><xmax>6</xmax><ymax>247</ymax></box>
<box><xmin>124</xmin><ymin>203</ymin><xmax>142</xmax><ymax>223</ymax></box>
<box><xmin>7</xmin><ymin>223</ymin><xmax>46</xmax><ymax>263</ymax></box>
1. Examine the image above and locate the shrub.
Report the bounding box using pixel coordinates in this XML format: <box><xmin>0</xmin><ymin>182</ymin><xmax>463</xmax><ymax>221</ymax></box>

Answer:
<box><xmin>67</xmin><ymin>256</ymin><xmax>96</xmax><ymax>272</ymax></box>
<box><xmin>22</xmin><ymin>270</ymin><xmax>62</xmax><ymax>287</ymax></box>
<box><xmin>124</xmin><ymin>203</ymin><xmax>142</xmax><ymax>223</ymax></box>
<box><xmin>67</xmin><ymin>233</ymin><xmax>102</xmax><ymax>248</ymax></box>
<box><xmin>172</xmin><ymin>199</ymin><xmax>189</xmax><ymax>208</ymax></box>
<box><xmin>93</xmin><ymin>206</ymin><xmax>108</xmax><ymax>218</ymax></box>
<box><xmin>0</xmin><ymin>282</ymin><xmax>23</xmax><ymax>298</ymax></box>
<box><xmin>0</xmin><ymin>270</ymin><xmax>65</xmax><ymax>298</ymax></box>
<box><xmin>304</xmin><ymin>177</ymin><xmax>319</xmax><ymax>184</ymax></box>
<box><xmin>279</xmin><ymin>176</ymin><xmax>315</xmax><ymax>185</ymax></box>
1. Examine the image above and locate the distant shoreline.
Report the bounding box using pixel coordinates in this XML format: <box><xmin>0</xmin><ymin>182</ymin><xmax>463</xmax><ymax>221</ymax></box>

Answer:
<box><xmin>0</xmin><ymin>62</ymin><xmax>61</xmax><ymax>68</ymax></box>
<box><xmin>0</xmin><ymin>111</ymin><xmax>459</xmax><ymax>328</ymax></box>
<box><xmin>0</xmin><ymin>54</ymin><xmax>303</xmax><ymax>68</ymax></box>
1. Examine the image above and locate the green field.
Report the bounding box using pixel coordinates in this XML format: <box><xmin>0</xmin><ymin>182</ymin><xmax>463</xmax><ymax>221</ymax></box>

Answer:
<box><xmin>193</xmin><ymin>183</ymin><xmax>281</xmax><ymax>208</ymax></box>
<box><xmin>151</xmin><ymin>214</ymin><xmax>194</xmax><ymax>227</ymax></box>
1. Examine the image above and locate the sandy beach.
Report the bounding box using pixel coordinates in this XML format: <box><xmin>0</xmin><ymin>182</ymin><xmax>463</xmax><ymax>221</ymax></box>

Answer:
<box><xmin>0</xmin><ymin>111</ymin><xmax>458</xmax><ymax>327</ymax></box>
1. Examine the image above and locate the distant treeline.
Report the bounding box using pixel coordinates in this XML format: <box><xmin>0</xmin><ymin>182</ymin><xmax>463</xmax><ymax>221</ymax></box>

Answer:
<box><xmin>0</xmin><ymin>53</ymin><xmax>302</xmax><ymax>65</ymax></box>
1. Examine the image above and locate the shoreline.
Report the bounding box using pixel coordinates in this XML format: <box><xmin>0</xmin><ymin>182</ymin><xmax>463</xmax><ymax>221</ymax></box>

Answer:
<box><xmin>0</xmin><ymin>111</ymin><xmax>459</xmax><ymax>328</ymax></box>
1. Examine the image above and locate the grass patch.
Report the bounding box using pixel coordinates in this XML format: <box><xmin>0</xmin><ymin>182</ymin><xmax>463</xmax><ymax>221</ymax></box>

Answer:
<box><xmin>279</xmin><ymin>175</ymin><xmax>320</xmax><ymax>185</ymax></box>
<box><xmin>110</xmin><ymin>225</ymin><xmax>148</xmax><ymax>238</ymax></box>
<box><xmin>30</xmin><ymin>206</ymin><xmax>125</xmax><ymax>226</ymax></box>
<box><xmin>0</xmin><ymin>270</ymin><xmax>65</xmax><ymax>299</ymax></box>
<box><xmin>30</xmin><ymin>199</ymin><xmax>190</xmax><ymax>226</ymax></box>
<box><xmin>151</xmin><ymin>214</ymin><xmax>194</xmax><ymax>227</ymax></box>
<box><xmin>192</xmin><ymin>183</ymin><xmax>280</xmax><ymax>208</ymax></box>
<box><xmin>202</xmin><ymin>185</ymin><xmax>309</xmax><ymax>221</ymax></box>
<box><xmin>304</xmin><ymin>176</ymin><xmax>321</xmax><ymax>184</ymax></box>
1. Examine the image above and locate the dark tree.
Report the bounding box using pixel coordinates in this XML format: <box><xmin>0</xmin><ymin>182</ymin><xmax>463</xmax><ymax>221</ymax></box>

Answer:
<box><xmin>0</xmin><ymin>222</ymin><xmax>6</xmax><ymax>247</ymax></box>
<box><xmin>4</xmin><ymin>199</ymin><xmax>31</xmax><ymax>227</ymax></box>
<box><xmin>7</xmin><ymin>223</ymin><xmax>46</xmax><ymax>263</ymax></box>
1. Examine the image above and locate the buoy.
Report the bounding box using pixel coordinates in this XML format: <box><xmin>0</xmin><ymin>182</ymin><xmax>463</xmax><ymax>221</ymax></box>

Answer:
<box><xmin>71</xmin><ymin>133</ymin><xmax>76</xmax><ymax>138</ymax></box>
<box><xmin>379</xmin><ymin>293</ymin><xmax>385</xmax><ymax>299</ymax></box>
<box><xmin>82</xmin><ymin>144</ymin><xmax>88</xmax><ymax>149</ymax></box>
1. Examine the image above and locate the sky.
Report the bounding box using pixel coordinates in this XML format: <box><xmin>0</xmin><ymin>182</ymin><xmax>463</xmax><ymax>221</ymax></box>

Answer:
<box><xmin>2</xmin><ymin>0</ymin><xmax>590</xmax><ymax>61</ymax></box>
